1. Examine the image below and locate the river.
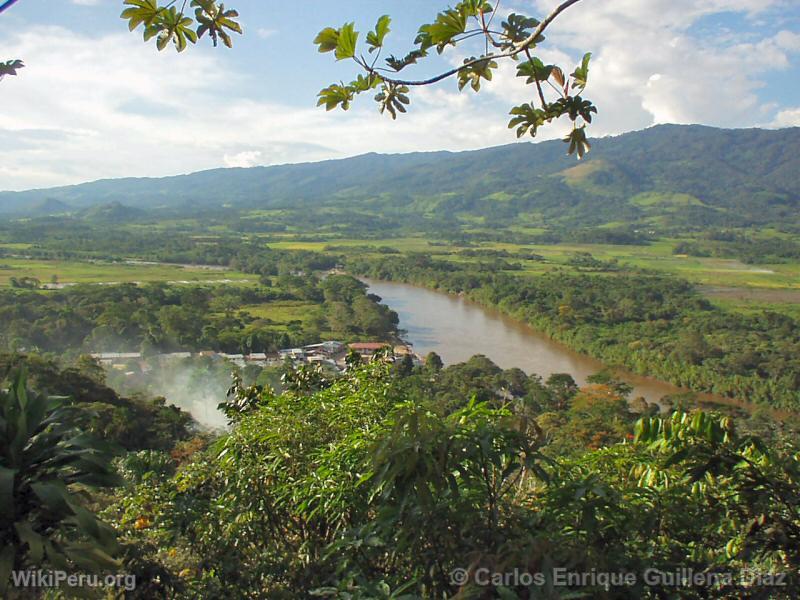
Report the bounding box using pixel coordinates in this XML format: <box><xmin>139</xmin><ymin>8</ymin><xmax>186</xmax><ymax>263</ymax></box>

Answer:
<box><xmin>364</xmin><ymin>278</ymin><xmax>710</xmax><ymax>406</ymax></box>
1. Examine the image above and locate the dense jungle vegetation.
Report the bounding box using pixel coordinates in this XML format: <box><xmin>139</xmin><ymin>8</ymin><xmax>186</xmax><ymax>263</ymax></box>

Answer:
<box><xmin>0</xmin><ymin>274</ymin><xmax>398</xmax><ymax>355</ymax></box>
<box><xmin>3</xmin><ymin>352</ymin><xmax>799</xmax><ymax>598</ymax></box>
<box><xmin>2</xmin><ymin>205</ymin><xmax>799</xmax><ymax>599</ymax></box>
<box><xmin>0</xmin><ymin>352</ymin><xmax>195</xmax><ymax>452</ymax></box>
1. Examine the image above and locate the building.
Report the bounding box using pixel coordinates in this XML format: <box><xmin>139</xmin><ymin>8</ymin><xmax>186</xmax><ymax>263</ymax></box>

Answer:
<box><xmin>219</xmin><ymin>353</ymin><xmax>246</xmax><ymax>368</ymax></box>
<box><xmin>90</xmin><ymin>352</ymin><xmax>141</xmax><ymax>365</ymax></box>
<box><xmin>393</xmin><ymin>345</ymin><xmax>425</xmax><ymax>366</ymax></box>
<box><xmin>279</xmin><ymin>348</ymin><xmax>307</xmax><ymax>362</ymax></box>
<box><xmin>303</xmin><ymin>341</ymin><xmax>345</xmax><ymax>359</ymax></box>
<box><xmin>348</xmin><ymin>342</ymin><xmax>391</xmax><ymax>358</ymax></box>
<box><xmin>246</xmin><ymin>353</ymin><xmax>268</xmax><ymax>364</ymax></box>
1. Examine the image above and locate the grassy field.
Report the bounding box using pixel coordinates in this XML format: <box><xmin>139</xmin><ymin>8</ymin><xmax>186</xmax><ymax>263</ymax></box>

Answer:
<box><xmin>0</xmin><ymin>258</ymin><xmax>252</xmax><ymax>287</ymax></box>
<box><xmin>267</xmin><ymin>236</ymin><xmax>438</xmax><ymax>253</ymax></box>
<box><xmin>707</xmin><ymin>296</ymin><xmax>800</xmax><ymax>320</ymax></box>
<box><xmin>242</xmin><ymin>300</ymin><xmax>319</xmax><ymax>324</ymax></box>
<box><xmin>508</xmin><ymin>241</ymin><xmax>800</xmax><ymax>289</ymax></box>
<box><xmin>269</xmin><ymin>234</ymin><xmax>800</xmax><ymax>290</ymax></box>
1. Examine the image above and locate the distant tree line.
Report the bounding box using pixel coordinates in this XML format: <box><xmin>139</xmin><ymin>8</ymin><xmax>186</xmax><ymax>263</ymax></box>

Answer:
<box><xmin>0</xmin><ymin>275</ymin><xmax>397</xmax><ymax>355</ymax></box>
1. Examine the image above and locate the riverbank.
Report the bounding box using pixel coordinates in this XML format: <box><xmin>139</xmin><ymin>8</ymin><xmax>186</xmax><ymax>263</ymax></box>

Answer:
<box><xmin>362</xmin><ymin>277</ymin><xmax>789</xmax><ymax>417</ymax></box>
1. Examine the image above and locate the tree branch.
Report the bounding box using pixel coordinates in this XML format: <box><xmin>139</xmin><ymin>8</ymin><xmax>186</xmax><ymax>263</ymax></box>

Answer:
<box><xmin>0</xmin><ymin>0</ymin><xmax>22</xmax><ymax>14</ymax></box>
<box><xmin>525</xmin><ymin>48</ymin><xmax>548</xmax><ymax>109</ymax></box>
<box><xmin>370</xmin><ymin>0</ymin><xmax>583</xmax><ymax>87</ymax></box>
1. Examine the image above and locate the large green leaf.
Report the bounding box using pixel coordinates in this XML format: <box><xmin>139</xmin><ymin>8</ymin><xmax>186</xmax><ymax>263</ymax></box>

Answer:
<box><xmin>457</xmin><ymin>56</ymin><xmax>497</xmax><ymax>92</ymax></box>
<box><xmin>0</xmin><ymin>466</ymin><xmax>15</xmax><ymax>517</ymax></box>
<box><xmin>314</xmin><ymin>27</ymin><xmax>339</xmax><ymax>53</ymax></box>
<box><xmin>516</xmin><ymin>57</ymin><xmax>553</xmax><ymax>84</ymax></box>
<box><xmin>571</xmin><ymin>52</ymin><xmax>592</xmax><ymax>90</ymax></box>
<box><xmin>15</xmin><ymin>521</ymin><xmax>45</xmax><ymax>563</ymax></box>
<box><xmin>335</xmin><ymin>22</ymin><xmax>359</xmax><ymax>61</ymax></box>
<box><xmin>317</xmin><ymin>83</ymin><xmax>355</xmax><ymax>111</ymax></box>
<box><xmin>1</xmin><ymin>373</ymin><xmax>121</xmax><ymax>574</ymax></box>
<box><xmin>375</xmin><ymin>83</ymin><xmax>410</xmax><ymax>119</ymax></box>
<box><xmin>157</xmin><ymin>7</ymin><xmax>198</xmax><ymax>52</ymax></box>
<box><xmin>500</xmin><ymin>13</ymin><xmax>542</xmax><ymax>48</ymax></box>
<box><xmin>0</xmin><ymin>59</ymin><xmax>24</xmax><ymax>81</ymax></box>
<box><xmin>508</xmin><ymin>103</ymin><xmax>547</xmax><ymax>138</ymax></box>
<box><xmin>31</xmin><ymin>480</ymin><xmax>73</xmax><ymax>515</ymax></box>
<box><xmin>120</xmin><ymin>0</ymin><xmax>161</xmax><ymax>32</ymax></box>
<box><xmin>417</xmin><ymin>9</ymin><xmax>467</xmax><ymax>52</ymax></box>
<box><xmin>366</xmin><ymin>15</ymin><xmax>391</xmax><ymax>52</ymax></box>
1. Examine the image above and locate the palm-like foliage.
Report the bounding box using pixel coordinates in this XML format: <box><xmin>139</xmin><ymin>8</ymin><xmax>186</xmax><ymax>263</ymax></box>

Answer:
<box><xmin>636</xmin><ymin>411</ymin><xmax>800</xmax><ymax>573</ymax></box>
<box><xmin>0</xmin><ymin>371</ymin><xmax>122</xmax><ymax>592</ymax></box>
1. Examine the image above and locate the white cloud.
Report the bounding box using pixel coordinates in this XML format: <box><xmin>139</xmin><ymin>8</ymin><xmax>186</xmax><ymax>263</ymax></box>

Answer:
<box><xmin>771</xmin><ymin>107</ymin><xmax>800</xmax><ymax>127</ymax></box>
<box><xmin>426</xmin><ymin>0</ymin><xmax>798</xmax><ymax>138</ymax></box>
<box><xmin>0</xmin><ymin>26</ymin><xmax>527</xmax><ymax>191</ymax></box>
<box><xmin>223</xmin><ymin>150</ymin><xmax>263</xmax><ymax>168</ymax></box>
<box><xmin>479</xmin><ymin>0</ymin><xmax>800</xmax><ymax>133</ymax></box>
<box><xmin>256</xmin><ymin>28</ymin><xmax>277</xmax><ymax>39</ymax></box>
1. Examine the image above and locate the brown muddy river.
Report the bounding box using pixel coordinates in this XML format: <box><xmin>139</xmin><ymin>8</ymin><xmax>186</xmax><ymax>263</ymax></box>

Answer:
<box><xmin>365</xmin><ymin>278</ymin><xmax>716</xmax><ymax>406</ymax></box>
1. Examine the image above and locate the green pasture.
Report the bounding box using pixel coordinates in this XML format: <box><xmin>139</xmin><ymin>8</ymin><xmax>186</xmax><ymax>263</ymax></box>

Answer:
<box><xmin>479</xmin><ymin>239</ymin><xmax>800</xmax><ymax>289</ymax></box>
<box><xmin>242</xmin><ymin>300</ymin><xmax>319</xmax><ymax>324</ymax></box>
<box><xmin>708</xmin><ymin>296</ymin><xmax>800</xmax><ymax>321</ymax></box>
<box><xmin>268</xmin><ymin>236</ymin><xmax>439</xmax><ymax>253</ymax></box>
<box><xmin>0</xmin><ymin>259</ymin><xmax>252</xmax><ymax>287</ymax></box>
<box><xmin>266</xmin><ymin>232</ymin><xmax>800</xmax><ymax>291</ymax></box>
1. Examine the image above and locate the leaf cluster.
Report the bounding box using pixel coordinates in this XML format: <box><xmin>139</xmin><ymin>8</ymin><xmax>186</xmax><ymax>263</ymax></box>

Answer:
<box><xmin>121</xmin><ymin>0</ymin><xmax>242</xmax><ymax>52</ymax></box>
<box><xmin>508</xmin><ymin>52</ymin><xmax>596</xmax><ymax>157</ymax></box>
<box><xmin>0</xmin><ymin>59</ymin><xmax>24</xmax><ymax>81</ymax></box>
<box><xmin>314</xmin><ymin>2</ymin><xmax>597</xmax><ymax>158</ymax></box>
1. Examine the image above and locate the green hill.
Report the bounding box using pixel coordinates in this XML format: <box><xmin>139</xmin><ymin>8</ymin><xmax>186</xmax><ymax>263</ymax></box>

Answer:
<box><xmin>1</xmin><ymin>124</ymin><xmax>798</xmax><ymax>230</ymax></box>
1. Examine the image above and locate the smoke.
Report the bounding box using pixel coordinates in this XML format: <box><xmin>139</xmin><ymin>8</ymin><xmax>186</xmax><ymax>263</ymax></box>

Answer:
<box><xmin>147</xmin><ymin>359</ymin><xmax>231</xmax><ymax>430</ymax></box>
<box><xmin>106</xmin><ymin>355</ymin><xmax>233</xmax><ymax>430</ymax></box>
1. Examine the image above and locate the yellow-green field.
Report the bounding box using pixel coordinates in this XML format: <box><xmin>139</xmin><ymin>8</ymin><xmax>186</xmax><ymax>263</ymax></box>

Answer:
<box><xmin>0</xmin><ymin>259</ymin><xmax>252</xmax><ymax>287</ymax></box>
<box><xmin>707</xmin><ymin>296</ymin><xmax>800</xmax><ymax>320</ymax></box>
<box><xmin>507</xmin><ymin>241</ymin><xmax>800</xmax><ymax>289</ymax></box>
<box><xmin>242</xmin><ymin>301</ymin><xmax>319</xmax><ymax>324</ymax></box>
<box><xmin>268</xmin><ymin>235</ymin><xmax>800</xmax><ymax>290</ymax></box>
<box><xmin>267</xmin><ymin>236</ymin><xmax>437</xmax><ymax>253</ymax></box>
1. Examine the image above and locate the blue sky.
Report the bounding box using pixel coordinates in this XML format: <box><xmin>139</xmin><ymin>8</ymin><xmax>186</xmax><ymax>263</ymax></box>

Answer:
<box><xmin>1</xmin><ymin>0</ymin><xmax>799</xmax><ymax>190</ymax></box>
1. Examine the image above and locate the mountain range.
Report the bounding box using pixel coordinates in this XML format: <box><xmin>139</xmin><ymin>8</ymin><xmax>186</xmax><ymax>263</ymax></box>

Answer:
<box><xmin>2</xmin><ymin>124</ymin><xmax>798</xmax><ymax>230</ymax></box>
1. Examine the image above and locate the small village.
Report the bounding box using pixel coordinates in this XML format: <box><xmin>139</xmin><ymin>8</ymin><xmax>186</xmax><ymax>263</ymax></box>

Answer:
<box><xmin>91</xmin><ymin>340</ymin><xmax>425</xmax><ymax>376</ymax></box>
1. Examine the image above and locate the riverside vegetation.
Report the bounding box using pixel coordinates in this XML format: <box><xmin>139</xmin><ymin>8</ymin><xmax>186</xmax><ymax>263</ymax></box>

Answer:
<box><xmin>348</xmin><ymin>255</ymin><xmax>800</xmax><ymax>409</ymax></box>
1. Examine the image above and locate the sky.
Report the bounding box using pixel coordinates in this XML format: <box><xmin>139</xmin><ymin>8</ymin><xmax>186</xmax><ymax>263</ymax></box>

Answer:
<box><xmin>1</xmin><ymin>0</ymin><xmax>799</xmax><ymax>191</ymax></box>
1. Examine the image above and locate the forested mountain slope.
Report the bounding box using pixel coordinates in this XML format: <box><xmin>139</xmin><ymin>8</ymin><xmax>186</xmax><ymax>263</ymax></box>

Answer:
<box><xmin>2</xmin><ymin>124</ymin><xmax>798</xmax><ymax>229</ymax></box>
